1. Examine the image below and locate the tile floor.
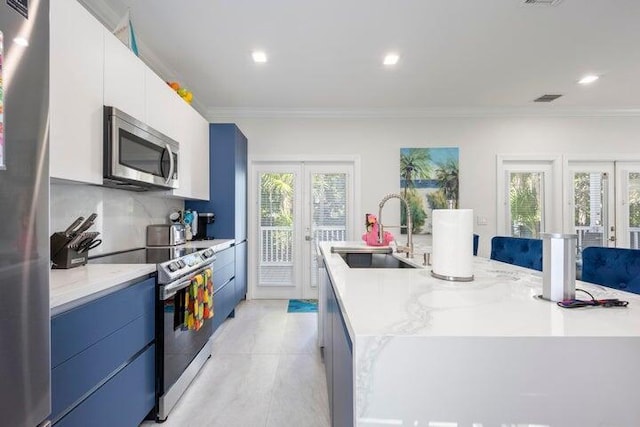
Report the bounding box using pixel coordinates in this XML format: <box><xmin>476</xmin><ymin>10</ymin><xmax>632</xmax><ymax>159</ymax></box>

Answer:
<box><xmin>142</xmin><ymin>299</ymin><xmax>330</xmax><ymax>427</ymax></box>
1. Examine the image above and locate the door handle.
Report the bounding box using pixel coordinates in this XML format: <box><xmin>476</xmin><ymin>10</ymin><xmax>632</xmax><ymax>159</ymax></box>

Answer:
<box><xmin>609</xmin><ymin>236</ymin><xmax>616</xmax><ymax>242</ymax></box>
<box><xmin>165</xmin><ymin>144</ymin><xmax>175</xmax><ymax>184</ymax></box>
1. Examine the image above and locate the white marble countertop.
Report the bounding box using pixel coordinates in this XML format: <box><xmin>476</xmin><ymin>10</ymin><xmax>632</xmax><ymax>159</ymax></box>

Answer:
<box><xmin>322</xmin><ymin>241</ymin><xmax>640</xmax><ymax>425</ymax></box>
<box><xmin>321</xmin><ymin>241</ymin><xmax>640</xmax><ymax>339</ymax></box>
<box><xmin>50</xmin><ymin>239</ymin><xmax>235</xmax><ymax>315</ymax></box>
<box><xmin>50</xmin><ymin>264</ymin><xmax>156</xmax><ymax>315</ymax></box>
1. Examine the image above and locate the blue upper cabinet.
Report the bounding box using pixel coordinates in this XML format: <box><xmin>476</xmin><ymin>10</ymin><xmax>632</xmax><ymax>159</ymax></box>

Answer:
<box><xmin>187</xmin><ymin>124</ymin><xmax>247</xmax><ymax>241</ymax></box>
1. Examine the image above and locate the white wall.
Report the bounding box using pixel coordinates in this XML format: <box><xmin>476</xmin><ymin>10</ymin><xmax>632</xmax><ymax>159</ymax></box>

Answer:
<box><xmin>225</xmin><ymin>115</ymin><xmax>640</xmax><ymax>257</ymax></box>
<box><xmin>51</xmin><ymin>182</ymin><xmax>183</xmax><ymax>255</ymax></box>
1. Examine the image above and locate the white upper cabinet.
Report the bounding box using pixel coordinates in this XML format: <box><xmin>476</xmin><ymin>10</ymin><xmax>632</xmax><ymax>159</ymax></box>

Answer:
<box><xmin>170</xmin><ymin>100</ymin><xmax>192</xmax><ymax>198</ymax></box>
<box><xmin>50</xmin><ymin>0</ymin><xmax>210</xmax><ymax>200</ymax></box>
<box><xmin>189</xmin><ymin>113</ymin><xmax>210</xmax><ymax>200</ymax></box>
<box><xmin>50</xmin><ymin>0</ymin><xmax>104</xmax><ymax>184</ymax></box>
<box><xmin>169</xmin><ymin>100</ymin><xmax>209</xmax><ymax>201</ymax></box>
<box><xmin>145</xmin><ymin>69</ymin><xmax>181</xmax><ymax>141</ymax></box>
<box><xmin>103</xmin><ymin>31</ymin><xmax>146</xmax><ymax>121</ymax></box>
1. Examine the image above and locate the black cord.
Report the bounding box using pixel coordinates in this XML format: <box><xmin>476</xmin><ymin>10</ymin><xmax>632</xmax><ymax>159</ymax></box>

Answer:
<box><xmin>557</xmin><ymin>288</ymin><xmax>629</xmax><ymax>309</ymax></box>
<box><xmin>576</xmin><ymin>288</ymin><xmax>595</xmax><ymax>300</ymax></box>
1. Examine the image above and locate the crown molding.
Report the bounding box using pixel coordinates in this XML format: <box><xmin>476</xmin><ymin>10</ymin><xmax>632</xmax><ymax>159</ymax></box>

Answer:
<box><xmin>206</xmin><ymin>106</ymin><xmax>640</xmax><ymax>121</ymax></box>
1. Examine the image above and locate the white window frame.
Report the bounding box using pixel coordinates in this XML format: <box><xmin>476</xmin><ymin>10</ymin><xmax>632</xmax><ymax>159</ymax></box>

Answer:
<box><xmin>496</xmin><ymin>154</ymin><xmax>562</xmax><ymax>237</ymax></box>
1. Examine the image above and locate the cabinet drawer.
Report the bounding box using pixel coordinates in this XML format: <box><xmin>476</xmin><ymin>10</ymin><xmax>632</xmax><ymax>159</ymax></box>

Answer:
<box><xmin>213</xmin><ymin>262</ymin><xmax>235</xmax><ymax>292</ymax></box>
<box><xmin>51</xmin><ymin>311</ymin><xmax>154</xmax><ymax>421</ymax></box>
<box><xmin>213</xmin><ymin>279</ymin><xmax>236</xmax><ymax>332</ymax></box>
<box><xmin>51</xmin><ymin>277</ymin><xmax>155</xmax><ymax>368</ymax></box>
<box><xmin>54</xmin><ymin>344</ymin><xmax>155</xmax><ymax>427</ymax></box>
<box><xmin>213</xmin><ymin>247</ymin><xmax>235</xmax><ymax>269</ymax></box>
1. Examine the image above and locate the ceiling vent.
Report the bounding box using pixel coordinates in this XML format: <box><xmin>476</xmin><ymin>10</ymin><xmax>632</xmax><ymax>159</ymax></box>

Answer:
<box><xmin>524</xmin><ymin>0</ymin><xmax>563</xmax><ymax>5</ymax></box>
<box><xmin>534</xmin><ymin>94</ymin><xmax>563</xmax><ymax>102</ymax></box>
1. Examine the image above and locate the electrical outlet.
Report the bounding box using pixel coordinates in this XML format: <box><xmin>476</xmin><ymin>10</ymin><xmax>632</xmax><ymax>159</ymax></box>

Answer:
<box><xmin>477</xmin><ymin>216</ymin><xmax>488</xmax><ymax>226</ymax></box>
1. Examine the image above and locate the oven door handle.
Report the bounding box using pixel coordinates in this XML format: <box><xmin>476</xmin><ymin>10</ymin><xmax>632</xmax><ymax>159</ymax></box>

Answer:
<box><xmin>160</xmin><ymin>278</ymin><xmax>192</xmax><ymax>300</ymax></box>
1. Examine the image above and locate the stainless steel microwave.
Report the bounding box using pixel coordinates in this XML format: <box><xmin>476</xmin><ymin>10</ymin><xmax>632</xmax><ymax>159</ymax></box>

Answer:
<box><xmin>103</xmin><ymin>106</ymin><xmax>179</xmax><ymax>191</ymax></box>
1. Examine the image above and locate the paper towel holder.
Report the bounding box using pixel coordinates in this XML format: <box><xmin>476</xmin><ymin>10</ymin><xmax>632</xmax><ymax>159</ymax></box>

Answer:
<box><xmin>430</xmin><ymin>208</ymin><xmax>475</xmax><ymax>282</ymax></box>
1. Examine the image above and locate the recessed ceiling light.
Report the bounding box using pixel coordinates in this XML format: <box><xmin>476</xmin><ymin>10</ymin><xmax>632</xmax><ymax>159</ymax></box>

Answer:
<box><xmin>383</xmin><ymin>53</ymin><xmax>399</xmax><ymax>66</ymax></box>
<box><xmin>252</xmin><ymin>51</ymin><xmax>267</xmax><ymax>63</ymax></box>
<box><xmin>578</xmin><ymin>75</ymin><xmax>599</xmax><ymax>85</ymax></box>
<box><xmin>13</xmin><ymin>37</ymin><xmax>29</xmax><ymax>47</ymax></box>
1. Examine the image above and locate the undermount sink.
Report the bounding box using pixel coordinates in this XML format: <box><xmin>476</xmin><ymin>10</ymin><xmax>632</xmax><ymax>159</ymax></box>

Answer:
<box><xmin>337</xmin><ymin>252</ymin><xmax>417</xmax><ymax>269</ymax></box>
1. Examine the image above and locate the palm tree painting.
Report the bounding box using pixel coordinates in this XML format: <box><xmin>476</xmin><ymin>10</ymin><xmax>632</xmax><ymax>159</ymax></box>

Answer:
<box><xmin>400</xmin><ymin>147</ymin><xmax>459</xmax><ymax>234</ymax></box>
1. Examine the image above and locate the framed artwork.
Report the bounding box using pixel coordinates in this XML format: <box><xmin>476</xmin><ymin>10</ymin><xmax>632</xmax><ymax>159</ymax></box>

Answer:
<box><xmin>400</xmin><ymin>147</ymin><xmax>459</xmax><ymax>234</ymax></box>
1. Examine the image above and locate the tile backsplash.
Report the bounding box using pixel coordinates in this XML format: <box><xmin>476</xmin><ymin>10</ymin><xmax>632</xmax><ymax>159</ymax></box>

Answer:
<box><xmin>51</xmin><ymin>183</ymin><xmax>183</xmax><ymax>255</ymax></box>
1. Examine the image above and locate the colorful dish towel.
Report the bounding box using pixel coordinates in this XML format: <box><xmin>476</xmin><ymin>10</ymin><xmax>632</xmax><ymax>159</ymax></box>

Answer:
<box><xmin>183</xmin><ymin>268</ymin><xmax>214</xmax><ymax>331</ymax></box>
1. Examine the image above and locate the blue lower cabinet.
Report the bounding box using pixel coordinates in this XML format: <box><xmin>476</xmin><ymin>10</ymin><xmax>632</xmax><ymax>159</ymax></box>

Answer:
<box><xmin>212</xmin><ymin>279</ymin><xmax>236</xmax><ymax>333</ymax></box>
<box><xmin>235</xmin><ymin>241</ymin><xmax>247</xmax><ymax>303</ymax></box>
<box><xmin>51</xmin><ymin>312</ymin><xmax>154</xmax><ymax>419</ymax></box>
<box><xmin>51</xmin><ymin>277</ymin><xmax>156</xmax><ymax>426</ymax></box>
<box><xmin>51</xmin><ymin>277</ymin><xmax>155</xmax><ymax>368</ymax></box>
<box><xmin>331</xmin><ymin>290</ymin><xmax>353</xmax><ymax>427</ymax></box>
<box><xmin>325</xmin><ymin>273</ymin><xmax>353</xmax><ymax>427</ymax></box>
<box><xmin>55</xmin><ymin>344</ymin><xmax>156</xmax><ymax>427</ymax></box>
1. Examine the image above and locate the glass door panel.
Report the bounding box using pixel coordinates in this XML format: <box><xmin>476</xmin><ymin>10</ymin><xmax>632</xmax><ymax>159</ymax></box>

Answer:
<box><xmin>508</xmin><ymin>171</ymin><xmax>544</xmax><ymax>238</ymax></box>
<box><xmin>616</xmin><ymin>163</ymin><xmax>640</xmax><ymax>249</ymax></box>
<box><xmin>306</xmin><ymin>170</ymin><xmax>350</xmax><ymax>292</ymax></box>
<box><xmin>566</xmin><ymin>162</ymin><xmax>615</xmax><ymax>252</ymax></box>
<box><xmin>627</xmin><ymin>172</ymin><xmax>640</xmax><ymax>249</ymax></box>
<box><xmin>257</xmin><ymin>170</ymin><xmax>299</xmax><ymax>290</ymax></box>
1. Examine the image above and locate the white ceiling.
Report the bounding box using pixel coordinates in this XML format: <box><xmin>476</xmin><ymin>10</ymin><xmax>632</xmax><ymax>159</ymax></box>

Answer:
<box><xmin>84</xmin><ymin>0</ymin><xmax>640</xmax><ymax>117</ymax></box>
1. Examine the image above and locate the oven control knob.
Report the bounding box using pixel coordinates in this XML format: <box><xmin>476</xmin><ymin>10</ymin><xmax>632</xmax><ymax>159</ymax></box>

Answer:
<box><xmin>177</xmin><ymin>260</ymin><xmax>186</xmax><ymax>268</ymax></box>
<box><xmin>203</xmin><ymin>250</ymin><xmax>213</xmax><ymax>258</ymax></box>
<box><xmin>167</xmin><ymin>262</ymin><xmax>179</xmax><ymax>272</ymax></box>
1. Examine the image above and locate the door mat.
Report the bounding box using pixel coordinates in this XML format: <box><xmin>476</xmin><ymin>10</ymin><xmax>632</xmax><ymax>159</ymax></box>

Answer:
<box><xmin>287</xmin><ymin>299</ymin><xmax>318</xmax><ymax>313</ymax></box>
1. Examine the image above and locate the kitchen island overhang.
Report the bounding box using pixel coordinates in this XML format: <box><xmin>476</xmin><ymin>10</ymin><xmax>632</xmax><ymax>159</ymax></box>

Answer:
<box><xmin>320</xmin><ymin>241</ymin><xmax>640</xmax><ymax>427</ymax></box>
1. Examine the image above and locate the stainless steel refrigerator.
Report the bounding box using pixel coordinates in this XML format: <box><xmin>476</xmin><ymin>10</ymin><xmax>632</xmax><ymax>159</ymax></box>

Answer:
<box><xmin>0</xmin><ymin>0</ymin><xmax>51</xmax><ymax>426</ymax></box>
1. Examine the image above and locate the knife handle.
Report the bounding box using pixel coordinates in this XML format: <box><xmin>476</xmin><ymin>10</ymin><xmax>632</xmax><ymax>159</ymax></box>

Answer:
<box><xmin>64</xmin><ymin>217</ymin><xmax>84</xmax><ymax>236</ymax></box>
<box><xmin>74</xmin><ymin>213</ymin><xmax>98</xmax><ymax>235</ymax></box>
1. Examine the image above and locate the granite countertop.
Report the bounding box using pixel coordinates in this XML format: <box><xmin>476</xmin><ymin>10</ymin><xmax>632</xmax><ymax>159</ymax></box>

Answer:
<box><xmin>320</xmin><ymin>241</ymin><xmax>640</xmax><ymax>339</ymax></box>
<box><xmin>50</xmin><ymin>239</ymin><xmax>235</xmax><ymax>315</ymax></box>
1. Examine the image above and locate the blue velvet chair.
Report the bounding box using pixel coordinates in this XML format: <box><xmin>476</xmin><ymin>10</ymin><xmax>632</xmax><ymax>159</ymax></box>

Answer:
<box><xmin>581</xmin><ymin>247</ymin><xmax>640</xmax><ymax>295</ymax></box>
<box><xmin>473</xmin><ymin>234</ymin><xmax>479</xmax><ymax>256</ymax></box>
<box><xmin>490</xmin><ymin>236</ymin><xmax>543</xmax><ymax>271</ymax></box>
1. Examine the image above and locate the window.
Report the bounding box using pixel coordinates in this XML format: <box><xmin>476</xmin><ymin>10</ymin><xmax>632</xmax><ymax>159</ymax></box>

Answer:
<box><xmin>509</xmin><ymin>171</ymin><xmax>544</xmax><ymax>238</ymax></box>
<box><xmin>497</xmin><ymin>156</ymin><xmax>560</xmax><ymax>238</ymax></box>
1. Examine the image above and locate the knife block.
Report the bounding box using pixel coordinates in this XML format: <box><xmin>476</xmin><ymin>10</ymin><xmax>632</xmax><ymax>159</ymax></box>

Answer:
<box><xmin>50</xmin><ymin>232</ymin><xmax>88</xmax><ymax>269</ymax></box>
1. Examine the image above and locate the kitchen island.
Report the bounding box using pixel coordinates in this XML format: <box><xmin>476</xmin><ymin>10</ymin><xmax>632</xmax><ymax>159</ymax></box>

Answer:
<box><xmin>320</xmin><ymin>241</ymin><xmax>640</xmax><ymax>427</ymax></box>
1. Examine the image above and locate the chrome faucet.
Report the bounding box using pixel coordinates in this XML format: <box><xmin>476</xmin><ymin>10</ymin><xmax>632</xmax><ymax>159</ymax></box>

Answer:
<box><xmin>378</xmin><ymin>193</ymin><xmax>413</xmax><ymax>258</ymax></box>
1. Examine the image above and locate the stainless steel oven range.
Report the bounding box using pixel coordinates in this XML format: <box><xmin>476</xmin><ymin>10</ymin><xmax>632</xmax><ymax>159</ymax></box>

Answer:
<box><xmin>90</xmin><ymin>241</ymin><xmax>232</xmax><ymax>422</ymax></box>
<box><xmin>154</xmin><ymin>246</ymin><xmax>217</xmax><ymax>421</ymax></box>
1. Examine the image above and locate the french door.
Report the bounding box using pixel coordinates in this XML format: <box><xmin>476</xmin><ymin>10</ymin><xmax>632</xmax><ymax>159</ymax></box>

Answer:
<box><xmin>565</xmin><ymin>161</ymin><xmax>640</xmax><ymax>251</ymax></box>
<box><xmin>253</xmin><ymin>161</ymin><xmax>354</xmax><ymax>299</ymax></box>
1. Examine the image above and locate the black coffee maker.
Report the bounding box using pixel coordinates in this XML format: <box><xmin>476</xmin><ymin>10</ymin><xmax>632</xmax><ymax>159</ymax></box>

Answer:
<box><xmin>195</xmin><ymin>212</ymin><xmax>215</xmax><ymax>240</ymax></box>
